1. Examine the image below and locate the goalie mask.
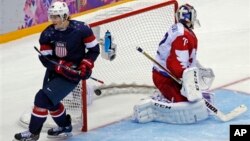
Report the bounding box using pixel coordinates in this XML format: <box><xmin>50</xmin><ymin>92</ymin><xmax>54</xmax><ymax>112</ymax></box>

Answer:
<box><xmin>176</xmin><ymin>4</ymin><xmax>200</xmax><ymax>29</ymax></box>
<box><xmin>48</xmin><ymin>1</ymin><xmax>69</xmax><ymax>21</ymax></box>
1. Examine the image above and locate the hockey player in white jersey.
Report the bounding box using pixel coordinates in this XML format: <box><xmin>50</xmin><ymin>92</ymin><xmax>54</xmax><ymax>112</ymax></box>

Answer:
<box><xmin>133</xmin><ymin>3</ymin><xmax>215</xmax><ymax>124</ymax></box>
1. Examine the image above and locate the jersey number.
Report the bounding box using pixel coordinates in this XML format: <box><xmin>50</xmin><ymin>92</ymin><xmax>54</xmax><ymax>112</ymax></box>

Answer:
<box><xmin>183</xmin><ymin>37</ymin><xmax>188</xmax><ymax>46</ymax></box>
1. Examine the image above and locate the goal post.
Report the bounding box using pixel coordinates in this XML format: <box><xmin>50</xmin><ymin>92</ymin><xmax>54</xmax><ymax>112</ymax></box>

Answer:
<box><xmin>19</xmin><ymin>0</ymin><xmax>178</xmax><ymax>132</ymax></box>
<box><xmin>81</xmin><ymin>80</ymin><xmax>87</xmax><ymax>132</ymax></box>
<box><xmin>81</xmin><ymin>0</ymin><xmax>178</xmax><ymax>131</ymax></box>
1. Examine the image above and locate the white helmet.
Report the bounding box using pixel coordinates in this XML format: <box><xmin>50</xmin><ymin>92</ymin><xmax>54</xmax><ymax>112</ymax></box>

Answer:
<box><xmin>48</xmin><ymin>1</ymin><xmax>69</xmax><ymax>20</ymax></box>
<box><xmin>176</xmin><ymin>4</ymin><xmax>200</xmax><ymax>29</ymax></box>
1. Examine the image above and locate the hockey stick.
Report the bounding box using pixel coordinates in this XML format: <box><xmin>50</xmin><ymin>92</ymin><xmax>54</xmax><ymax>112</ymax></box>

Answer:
<box><xmin>136</xmin><ymin>47</ymin><xmax>181</xmax><ymax>84</ymax></box>
<box><xmin>34</xmin><ymin>46</ymin><xmax>104</xmax><ymax>84</ymax></box>
<box><xmin>136</xmin><ymin>47</ymin><xmax>247</xmax><ymax>122</ymax></box>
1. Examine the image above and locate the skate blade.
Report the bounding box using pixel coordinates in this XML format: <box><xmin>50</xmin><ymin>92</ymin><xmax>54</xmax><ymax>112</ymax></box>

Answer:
<box><xmin>47</xmin><ymin>132</ymin><xmax>73</xmax><ymax>139</ymax></box>
<box><xmin>12</xmin><ymin>138</ymin><xmax>37</xmax><ymax>141</ymax></box>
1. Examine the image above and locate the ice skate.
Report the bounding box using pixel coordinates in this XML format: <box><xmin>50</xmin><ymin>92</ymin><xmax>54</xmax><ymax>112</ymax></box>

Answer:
<box><xmin>13</xmin><ymin>130</ymin><xmax>39</xmax><ymax>141</ymax></box>
<box><xmin>47</xmin><ymin>124</ymin><xmax>73</xmax><ymax>138</ymax></box>
<box><xmin>47</xmin><ymin>114</ymin><xmax>73</xmax><ymax>138</ymax></box>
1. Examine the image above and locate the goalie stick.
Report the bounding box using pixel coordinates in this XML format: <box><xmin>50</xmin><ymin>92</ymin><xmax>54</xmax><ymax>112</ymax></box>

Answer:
<box><xmin>136</xmin><ymin>47</ymin><xmax>247</xmax><ymax>122</ymax></box>
<box><xmin>34</xmin><ymin>46</ymin><xmax>104</xmax><ymax>84</ymax></box>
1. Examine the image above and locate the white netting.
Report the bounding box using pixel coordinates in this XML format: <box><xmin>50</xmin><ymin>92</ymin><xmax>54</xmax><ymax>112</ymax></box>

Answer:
<box><xmin>89</xmin><ymin>3</ymin><xmax>176</xmax><ymax>87</ymax></box>
<box><xmin>19</xmin><ymin>0</ymin><xmax>177</xmax><ymax>131</ymax></box>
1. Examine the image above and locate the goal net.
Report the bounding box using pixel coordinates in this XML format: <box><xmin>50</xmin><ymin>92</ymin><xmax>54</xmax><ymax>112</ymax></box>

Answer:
<box><xmin>19</xmin><ymin>0</ymin><xmax>178</xmax><ymax>132</ymax></box>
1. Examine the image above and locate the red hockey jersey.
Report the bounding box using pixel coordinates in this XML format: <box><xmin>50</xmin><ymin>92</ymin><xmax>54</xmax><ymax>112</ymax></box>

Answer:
<box><xmin>154</xmin><ymin>23</ymin><xmax>198</xmax><ymax>79</ymax></box>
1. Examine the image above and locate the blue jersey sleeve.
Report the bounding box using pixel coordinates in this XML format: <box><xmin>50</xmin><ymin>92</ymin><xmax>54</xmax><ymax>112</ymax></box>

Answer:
<box><xmin>38</xmin><ymin>26</ymin><xmax>58</xmax><ymax>70</ymax></box>
<box><xmin>81</xmin><ymin>23</ymin><xmax>100</xmax><ymax>62</ymax></box>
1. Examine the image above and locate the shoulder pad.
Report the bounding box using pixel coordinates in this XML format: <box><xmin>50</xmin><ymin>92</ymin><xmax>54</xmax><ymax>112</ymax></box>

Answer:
<box><xmin>170</xmin><ymin>23</ymin><xmax>184</xmax><ymax>34</ymax></box>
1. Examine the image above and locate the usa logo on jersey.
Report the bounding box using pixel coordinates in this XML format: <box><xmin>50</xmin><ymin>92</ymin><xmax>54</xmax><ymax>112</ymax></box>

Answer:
<box><xmin>55</xmin><ymin>42</ymin><xmax>67</xmax><ymax>58</ymax></box>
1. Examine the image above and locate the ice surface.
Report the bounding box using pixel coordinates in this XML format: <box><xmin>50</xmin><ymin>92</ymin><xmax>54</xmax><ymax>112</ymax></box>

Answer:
<box><xmin>0</xmin><ymin>0</ymin><xmax>249</xmax><ymax>141</ymax></box>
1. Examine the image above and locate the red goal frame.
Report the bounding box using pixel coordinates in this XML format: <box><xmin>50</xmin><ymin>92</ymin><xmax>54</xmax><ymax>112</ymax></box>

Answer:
<box><xmin>81</xmin><ymin>0</ymin><xmax>178</xmax><ymax>132</ymax></box>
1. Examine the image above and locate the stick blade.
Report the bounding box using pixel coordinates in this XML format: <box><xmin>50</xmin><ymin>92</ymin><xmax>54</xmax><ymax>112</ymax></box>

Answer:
<box><xmin>220</xmin><ymin>104</ymin><xmax>248</xmax><ymax>122</ymax></box>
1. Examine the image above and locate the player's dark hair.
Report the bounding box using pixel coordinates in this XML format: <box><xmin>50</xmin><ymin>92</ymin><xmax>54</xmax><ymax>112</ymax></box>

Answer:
<box><xmin>64</xmin><ymin>14</ymin><xmax>70</xmax><ymax>20</ymax></box>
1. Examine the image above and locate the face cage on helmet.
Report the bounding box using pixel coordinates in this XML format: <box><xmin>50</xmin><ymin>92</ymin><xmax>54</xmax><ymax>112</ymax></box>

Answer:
<box><xmin>182</xmin><ymin>12</ymin><xmax>192</xmax><ymax>22</ymax></box>
<box><xmin>49</xmin><ymin>15</ymin><xmax>63</xmax><ymax>21</ymax></box>
<box><xmin>48</xmin><ymin>11</ymin><xmax>69</xmax><ymax>22</ymax></box>
<box><xmin>176</xmin><ymin>5</ymin><xmax>197</xmax><ymax>29</ymax></box>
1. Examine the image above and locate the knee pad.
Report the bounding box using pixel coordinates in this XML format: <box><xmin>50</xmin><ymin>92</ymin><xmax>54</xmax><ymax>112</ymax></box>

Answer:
<box><xmin>49</xmin><ymin>103</ymin><xmax>65</xmax><ymax>117</ymax></box>
<box><xmin>34</xmin><ymin>89</ymin><xmax>54</xmax><ymax>109</ymax></box>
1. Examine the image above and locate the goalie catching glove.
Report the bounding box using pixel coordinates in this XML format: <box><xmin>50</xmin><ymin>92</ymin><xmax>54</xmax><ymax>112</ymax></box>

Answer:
<box><xmin>196</xmin><ymin>61</ymin><xmax>215</xmax><ymax>90</ymax></box>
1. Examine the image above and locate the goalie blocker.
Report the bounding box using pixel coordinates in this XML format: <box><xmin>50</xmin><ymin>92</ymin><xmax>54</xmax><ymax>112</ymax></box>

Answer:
<box><xmin>181</xmin><ymin>67</ymin><xmax>203</xmax><ymax>102</ymax></box>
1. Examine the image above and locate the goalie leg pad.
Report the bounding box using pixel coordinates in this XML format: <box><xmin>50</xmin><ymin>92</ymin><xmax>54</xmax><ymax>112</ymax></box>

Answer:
<box><xmin>132</xmin><ymin>99</ymin><xmax>154</xmax><ymax>123</ymax></box>
<box><xmin>152</xmin><ymin>99</ymin><xmax>209</xmax><ymax>124</ymax></box>
<box><xmin>133</xmin><ymin>98</ymin><xmax>209</xmax><ymax>124</ymax></box>
<box><xmin>133</xmin><ymin>99</ymin><xmax>153</xmax><ymax>111</ymax></box>
<box><xmin>132</xmin><ymin>107</ymin><xmax>154</xmax><ymax>123</ymax></box>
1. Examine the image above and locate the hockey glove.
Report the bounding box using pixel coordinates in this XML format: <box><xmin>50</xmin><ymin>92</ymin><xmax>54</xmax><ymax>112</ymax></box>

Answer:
<box><xmin>55</xmin><ymin>60</ymin><xmax>81</xmax><ymax>83</ymax></box>
<box><xmin>78</xmin><ymin>59</ymin><xmax>93</xmax><ymax>80</ymax></box>
<box><xmin>39</xmin><ymin>55</ymin><xmax>56</xmax><ymax>70</ymax></box>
